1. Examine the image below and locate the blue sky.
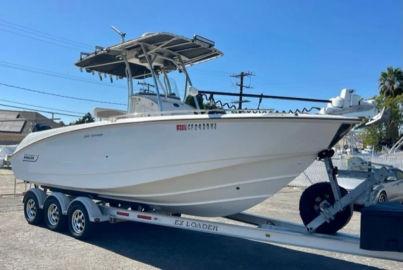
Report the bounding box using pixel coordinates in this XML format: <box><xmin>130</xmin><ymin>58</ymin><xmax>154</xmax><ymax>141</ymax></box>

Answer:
<box><xmin>0</xmin><ymin>0</ymin><xmax>401</xmax><ymax>122</ymax></box>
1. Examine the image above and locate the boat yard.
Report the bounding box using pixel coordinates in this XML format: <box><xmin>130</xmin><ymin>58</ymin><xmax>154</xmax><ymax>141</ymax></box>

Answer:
<box><xmin>0</xmin><ymin>168</ymin><xmax>401</xmax><ymax>270</ymax></box>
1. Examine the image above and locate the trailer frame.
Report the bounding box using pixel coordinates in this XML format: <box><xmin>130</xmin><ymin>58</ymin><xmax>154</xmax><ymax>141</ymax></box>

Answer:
<box><xmin>99</xmin><ymin>204</ymin><xmax>402</xmax><ymax>261</ymax></box>
<box><xmin>21</xmin><ymin>150</ymin><xmax>403</xmax><ymax>262</ymax></box>
<box><xmin>22</xmin><ymin>185</ymin><xmax>403</xmax><ymax>262</ymax></box>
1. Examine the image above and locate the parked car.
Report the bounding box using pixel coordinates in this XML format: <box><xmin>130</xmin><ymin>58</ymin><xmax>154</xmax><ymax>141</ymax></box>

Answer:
<box><xmin>338</xmin><ymin>176</ymin><xmax>403</xmax><ymax>207</ymax></box>
<box><xmin>337</xmin><ymin>156</ymin><xmax>402</xmax><ymax>208</ymax></box>
<box><xmin>338</xmin><ymin>166</ymin><xmax>403</xmax><ymax>211</ymax></box>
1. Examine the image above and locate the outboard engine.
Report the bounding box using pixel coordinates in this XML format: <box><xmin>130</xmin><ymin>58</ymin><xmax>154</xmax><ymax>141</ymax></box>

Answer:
<box><xmin>320</xmin><ymin>89</ymin><xmax>375</xmax><ymax>117</ymax></box>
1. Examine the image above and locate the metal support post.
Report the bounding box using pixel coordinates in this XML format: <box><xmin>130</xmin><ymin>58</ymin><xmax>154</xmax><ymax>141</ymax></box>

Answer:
<box><xmin>318</xmin><ymin>149</ymin><xmax>342</xmax><ymax>201</ymax></box>
<box><xmin>123</xmin><ymin>55</ymin><xmax>134</xmax><ymax>112</ymax></box>
<box><xmin>177</xmin><ymin>57</ymin><xmax>200</xmax><ymax>111</ymax></box>
<box><xmin>14</xmin><ymin>176</ymin><xmax>17</xmax><ymax>197</ymax></box>
<box><xmin>323</xmin><ymin>157</ymin><xmax>342</xmax><ymax>200</ymax></box>
<box><xmin>140</xmin><ymin>43</ymin><xmax>162</xmax><ymax>112</ymax></box>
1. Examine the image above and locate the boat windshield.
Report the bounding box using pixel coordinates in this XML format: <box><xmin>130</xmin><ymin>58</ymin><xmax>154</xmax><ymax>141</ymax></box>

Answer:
<box><xmin>137</xmin><ymin>72</ymin><xmax>182</xmax><ymax>99</ymax></box>
<box><xmin>166</xmin><ymin>76</ymin><xmax>180</xmax><ymax>98</ymax></box>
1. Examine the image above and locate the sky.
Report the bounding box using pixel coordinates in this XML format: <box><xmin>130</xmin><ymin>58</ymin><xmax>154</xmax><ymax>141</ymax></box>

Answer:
<box><xmin>0</xmin><ymin>0</ymin><xmax>401</xmax><ymax>122</ymax></box>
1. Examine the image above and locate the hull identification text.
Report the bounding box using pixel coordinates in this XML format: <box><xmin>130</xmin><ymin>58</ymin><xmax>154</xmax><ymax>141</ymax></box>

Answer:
<box><xmin>176</xmin><ymin>122</ymin><xmax>217</xmax><ymax>132</ymax></box>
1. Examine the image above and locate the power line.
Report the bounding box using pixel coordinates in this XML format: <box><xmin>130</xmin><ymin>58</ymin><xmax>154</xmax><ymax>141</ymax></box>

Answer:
<box><xmin>0</xmin><ymin>103</ymin><xmax>82</xmax><ymax>118</ymax></box>
<box><xmin>0</xmin><ymin>98</ymin><xmax>85</xmax><ymax>115</ymax></box>
<box><xmin>0</xmin><ymin>18</ymin><xmax>92</xmax><ymax>50</ymax></box>
<box><xmin>0</xmin><ymin>82</ymin><xmax>126</xmax><ymax>106</ymax></box>
<box><xmin>0</xmin><ymin>61</ymin><xmax>126</xmax><ymax>89</ymax></box>
<box><xmin>0</xmin><ymin>18</ymin><xmax>89</xmax><ymax>46</ymax></box>
<box><xmin>0</xmin><ymin>27</ymin><xmax>82</xmax><ymax>51</ymax></box>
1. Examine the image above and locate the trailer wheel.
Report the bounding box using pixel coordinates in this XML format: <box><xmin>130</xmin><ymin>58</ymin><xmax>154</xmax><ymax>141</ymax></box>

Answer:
<box><xmin>23</xmin><ymin>191</ymin><xmax>43</xmax><ymax>225</ymax></box>
<box><xmin>68</xmin><ymin>202</ymin><xmax>93</xmax><ymax>239</ymax></box>
<box><xmin>43</xmin><ymin>197</ymin><xmax>66</xmax><ymax>231</ymax></box>
<box><xmin>299</xmin><ymin>182</ymin><xmax>353</xmax><ymax>234</ymax></box>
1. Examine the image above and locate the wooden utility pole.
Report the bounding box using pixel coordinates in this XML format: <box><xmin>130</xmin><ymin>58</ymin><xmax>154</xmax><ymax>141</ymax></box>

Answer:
<box><xmin>231</xmin><ymin>71</ymin><xmax>254</xmax><ymax>109</ymax></box>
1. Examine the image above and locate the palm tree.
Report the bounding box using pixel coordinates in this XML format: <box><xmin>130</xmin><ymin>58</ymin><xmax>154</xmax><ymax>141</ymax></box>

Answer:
<box><xmin>379</xmin><ymin>67</ymin><xmax>403</xmax><ymax>97</ymax></box>
<box><xmin>70</xmin><ymin>112</ymin><xmax>94</xmax><ymax>125</ymax></box>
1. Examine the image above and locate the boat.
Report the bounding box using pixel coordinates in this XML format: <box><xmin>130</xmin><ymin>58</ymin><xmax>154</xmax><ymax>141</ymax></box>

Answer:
<box><xmin>11</xmin><ymin>32</ymin><xmax>360</xmax><ymax>217</ymax></box>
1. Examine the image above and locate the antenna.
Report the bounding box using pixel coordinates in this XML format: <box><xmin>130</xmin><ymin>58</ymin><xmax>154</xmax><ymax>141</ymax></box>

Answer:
<box><xmin>111</xmin><ymin>26</ymin><xmax>126</xmax><ymax>43</ymax></box>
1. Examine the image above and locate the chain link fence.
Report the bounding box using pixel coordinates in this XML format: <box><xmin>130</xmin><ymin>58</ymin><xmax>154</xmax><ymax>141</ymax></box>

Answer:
<box><xmin>0</xmin><ymin>169</ymin><xmax>30</xmax><ymax>197</ymax></box>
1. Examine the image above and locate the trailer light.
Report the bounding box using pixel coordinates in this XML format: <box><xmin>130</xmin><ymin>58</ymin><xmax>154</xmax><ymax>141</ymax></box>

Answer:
<box><xmin>117</xmin><ymin>211</ymin><xmax>129</xmax><ymax>217</ymax></box>
<box><xmin>137</xmin><ymin>214</ymin><xmax>152</xmax><ymax>220</ymax></box>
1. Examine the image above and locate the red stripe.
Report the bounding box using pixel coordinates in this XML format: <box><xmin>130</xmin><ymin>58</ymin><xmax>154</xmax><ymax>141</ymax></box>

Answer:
<box><xmin>137</xmin><ymin>214</ymin><xmax>152</xmax><ymax>220</ymax></box>
<box><xmin>117</xmin><ymin>211</ymin><xmax>129</xmax><ymax>217</ymax></box>
<box><xmin>176</xmin><ymin>124</ymin><xmax>187</xmax><ymax>131</ymax></box>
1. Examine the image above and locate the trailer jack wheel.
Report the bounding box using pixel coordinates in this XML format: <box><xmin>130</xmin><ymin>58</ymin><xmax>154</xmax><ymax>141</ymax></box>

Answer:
<box><xmin>299</xmin><ymin>182</ymin><xmax>353</xmax><ymax>234</ymax></box>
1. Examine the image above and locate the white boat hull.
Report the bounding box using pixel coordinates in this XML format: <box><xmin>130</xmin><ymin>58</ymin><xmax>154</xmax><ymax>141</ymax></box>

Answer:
<box><xmin>11</xmin><ymin>113</ymin><xmax>358</xmax><ymax>216</ymax></box>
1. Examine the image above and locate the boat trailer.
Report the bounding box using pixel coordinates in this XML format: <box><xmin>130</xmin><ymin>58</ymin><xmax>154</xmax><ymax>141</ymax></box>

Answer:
<box><xmin>22</xmin><ymin>149</ymin><xmax>403</xmax><ymax>262</ymax></box>
<box><xmin>99</xmin><ymin>205</ymin><xmax>401</xmax><ymax>261</ymax></box>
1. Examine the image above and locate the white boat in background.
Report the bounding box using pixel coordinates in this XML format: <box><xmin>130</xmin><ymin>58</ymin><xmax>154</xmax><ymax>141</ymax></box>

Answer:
<box><xmin>11</xmin><ymin>32</ymin><xmax>360</xmax><ymax>217</ymax></box>
<box><xmin>0</xmin><ymin>145</ymin><xmax>16</xmax><ymax>168</ymax></box>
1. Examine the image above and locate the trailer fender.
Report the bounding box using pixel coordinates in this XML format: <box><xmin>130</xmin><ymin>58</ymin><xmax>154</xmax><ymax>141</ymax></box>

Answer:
<box><xmin>24</xmin><ymin>188</ymin><xmax>46</xmax><ymax>209</ymax></box>
<box><xmin>69</xmin><ymin>197</ymin><xmax>107</xmax><ymax>222</ymax></box>
<box><xmin>47</xmin><ymin>192</ymin><xmax>71</xmax><ymax>215</ymax></box>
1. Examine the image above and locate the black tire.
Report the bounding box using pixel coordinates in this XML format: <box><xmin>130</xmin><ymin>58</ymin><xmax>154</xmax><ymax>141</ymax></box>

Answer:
<box><xmin>23</xmin><ymin>191</ymin><xmax>43</xmax><ymax>225</ymax></box>
<box><xmin>109</xmin><ymin>201</ymin><xmax>119</xmax><ymax>208</ymax></box>
<box><xmin>43</xmin><ymin>197</ymin><xmax>66</xmax><ymax>231</ymax></box>
<box><xmin>377</xmin><ymin>191</ymin><xmax>388</xmax><ymax>203</ymax></box>
<box><xmin>299</xmin><ymin>182</ymin><xmax>353</xmax><ymax>234</ymax></box>
<box><xmin>109</xmin><ymin>201</ymin><xmax>130</xmax><ymax>209</ymax></box>
<box><xmin>67</xmin><ymin>201</ymin><xmax>93</xmax><ymax>239</ymax></box>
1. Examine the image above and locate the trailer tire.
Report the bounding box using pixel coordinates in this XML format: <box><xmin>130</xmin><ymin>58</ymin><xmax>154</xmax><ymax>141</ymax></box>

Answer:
<box><xmin>23</xmin><ymin>191</ymin><xmax>43</xmax><ymax>225</ymax></box>
<box><xmin>299</xmin><ymin>182</ymin><xmax>353</xmax><ymax>234</ymax></box>
<box><xmin>109</xmin><ymin>201</ymin><xmax>119</xmax><ymax>208</ymax></box>
<box><xmin>68</xmin><ymin>201</ymin><xmax>93</xmax><ymax>239</ymax></box>
<box><xmin>43</xmin><ymin>197</ymin><xmax>66</xmax><ymax>231</ymax></box>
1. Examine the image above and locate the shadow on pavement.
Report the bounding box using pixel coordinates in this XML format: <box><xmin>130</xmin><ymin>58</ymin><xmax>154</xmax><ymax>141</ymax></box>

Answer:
<box><xmin>81</xmin><ymin>222</ymin><xmax>379</xmax><ymax>270</ymax></box>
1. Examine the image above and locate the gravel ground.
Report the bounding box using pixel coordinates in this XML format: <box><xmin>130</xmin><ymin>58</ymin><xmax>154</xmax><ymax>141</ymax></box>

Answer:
<box><xmin>0</xmin><ymin>169</ymin><xmax>402</xmax><ymax>269</ymax></box>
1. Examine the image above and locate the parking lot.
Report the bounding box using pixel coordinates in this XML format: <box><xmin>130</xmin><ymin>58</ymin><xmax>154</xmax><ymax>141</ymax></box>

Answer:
<box><xmin>0</xmin><ymin>169</ymin><xmax>402</xmax><ymax>270</ymax></box>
